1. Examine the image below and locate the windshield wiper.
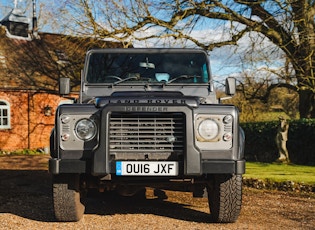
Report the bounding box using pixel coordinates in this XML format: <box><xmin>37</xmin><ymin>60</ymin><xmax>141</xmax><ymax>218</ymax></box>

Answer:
<box><xmin>112</xmin><ymin>75</ymin><xmax>140</xmax><ymax>86</ymax></box>
<box><xmin>166</xmin><ymin>75</ymin><xmax>201</xmax><ymax>84</ymax></box>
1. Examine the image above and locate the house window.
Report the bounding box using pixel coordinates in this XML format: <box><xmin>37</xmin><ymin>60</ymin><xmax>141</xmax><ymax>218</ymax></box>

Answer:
<box><xmin>0</xmin><ymin>100</ymin><xmax>10</xmax><ymax>129</ymax></box>
<box><xmin>55</xmin><ymin>50</ymin><xmax>69</xmax><ymax>65</ymax></box>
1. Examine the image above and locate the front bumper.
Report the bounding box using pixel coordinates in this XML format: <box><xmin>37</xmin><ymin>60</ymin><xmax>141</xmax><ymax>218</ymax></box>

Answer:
<box><xmin>49</xmin><ymin>158</ymin><xmax>245</xmax><ymax>175</ymax></box>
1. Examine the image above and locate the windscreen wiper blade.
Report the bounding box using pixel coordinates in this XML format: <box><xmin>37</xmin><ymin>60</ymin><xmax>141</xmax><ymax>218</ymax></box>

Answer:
<box><xmin>112</xmin><ymin>75</ymin><xmax>140</xmax><ymax>86</ymax></box>
<box><xmin>166</xmin><ymin>75</ymin><xmax>201</xmax><ymax>84</ymax></box>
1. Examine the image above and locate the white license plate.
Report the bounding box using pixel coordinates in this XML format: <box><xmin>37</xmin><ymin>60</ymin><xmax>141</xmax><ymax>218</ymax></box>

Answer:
<box><xmin>116</xmin><ymin>161</ymin><xmax>178</xmax><ymax>176</ymax></box>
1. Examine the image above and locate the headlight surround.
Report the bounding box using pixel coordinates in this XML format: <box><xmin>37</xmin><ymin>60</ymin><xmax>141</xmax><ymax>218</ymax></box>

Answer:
<box><xmin>195</xmin><ymin>113</ymin><xmax>234</xmax><ymax>150</ymax></box>
<box><xmin>75</xmin><ymin>118</ymin><xmax>97</xmax><ymax>141</ymax></box>
<box><xmin>197</xmin><ymin>118</ymin><xmax>219</xmax><ymax>141</ymax></box>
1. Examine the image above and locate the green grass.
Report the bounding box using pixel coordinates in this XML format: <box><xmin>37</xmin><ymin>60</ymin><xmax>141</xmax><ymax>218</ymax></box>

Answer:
<box><xmin>0</xmin><ymin>149</ymin><xmax>46</xmax><ymax>155</ymax></box>
<box><xmin>245</xmin><ymin>162</ymin><xmax>315</xmax><ymax>185</ymax></box>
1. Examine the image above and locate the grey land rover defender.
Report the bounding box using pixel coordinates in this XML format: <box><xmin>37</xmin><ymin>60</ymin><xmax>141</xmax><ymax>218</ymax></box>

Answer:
<box><xmin>49</xmin><ymin>48</ymin><xmax>245</xmax><ymax>223</ymax></box>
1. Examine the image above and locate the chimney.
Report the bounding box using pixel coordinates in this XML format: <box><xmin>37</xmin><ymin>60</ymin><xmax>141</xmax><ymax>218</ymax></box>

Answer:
<box><xmin>32</xmin><ymin>0</ymin><xmax>38</xmax><ymax>36</ymax></box>
<box><xmin>0</xmin><ymin>8</ymin><xmax>29</xmax><ymax>38</ymax></box>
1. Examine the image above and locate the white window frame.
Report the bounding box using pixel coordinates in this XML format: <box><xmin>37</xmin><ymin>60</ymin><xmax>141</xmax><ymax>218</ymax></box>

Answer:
<box><xmin>0</xmin><ymin>100</ymin><xmax>11</xmax><ymax>129</ymax></box>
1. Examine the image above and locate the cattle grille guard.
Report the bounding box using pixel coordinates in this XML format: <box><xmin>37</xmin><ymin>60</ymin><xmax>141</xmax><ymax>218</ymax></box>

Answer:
<box><xmin>109</xmin><ymin>112</ymin><xmax>185</xmax><ymax>160</ymax></box>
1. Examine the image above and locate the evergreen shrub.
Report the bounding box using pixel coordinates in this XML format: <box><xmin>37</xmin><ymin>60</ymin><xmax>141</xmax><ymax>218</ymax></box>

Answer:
<box><xmin>241</xmin><ymin>119</ymin><xmax>315</xmax><ymax>165</ymax></box>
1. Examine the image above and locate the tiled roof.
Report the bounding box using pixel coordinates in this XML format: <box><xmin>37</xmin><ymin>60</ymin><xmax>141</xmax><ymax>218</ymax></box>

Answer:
<box><xmin>0</xmin><ymin>26</ymin><xmax>122</xmax><ymax>92</ymax></box>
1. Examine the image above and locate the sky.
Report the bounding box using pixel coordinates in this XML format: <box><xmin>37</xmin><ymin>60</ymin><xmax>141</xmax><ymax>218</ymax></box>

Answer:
<box><xmin>0</xmin><ymin>0</ymin><xmax>285</xmax><ymax>85</ymax></box>
<box><xmin>0</xmin><ymin>0</ymin><xmax>27</xmax><ymax>13</ymax></box>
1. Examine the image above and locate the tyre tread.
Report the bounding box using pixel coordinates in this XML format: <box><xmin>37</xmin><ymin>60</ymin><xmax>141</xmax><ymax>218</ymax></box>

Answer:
<box><xmin>208</xmin><ymin>174</ymin><xmax>242</xmax><ymax>223</ymax></box>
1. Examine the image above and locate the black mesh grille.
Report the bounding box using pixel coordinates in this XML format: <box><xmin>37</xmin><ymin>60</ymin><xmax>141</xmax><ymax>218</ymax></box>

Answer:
<box><xmin>109</xmin><ymin>113</ymin><xmax>185</xmax><ymax>156</ymax></box>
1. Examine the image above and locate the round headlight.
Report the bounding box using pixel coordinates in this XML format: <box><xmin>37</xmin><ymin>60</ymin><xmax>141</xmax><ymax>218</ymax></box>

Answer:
<box><xmin>75</xmin><ymin>119</ymin><xmax>96</xmax><ymax>140</ymax></box>
<box><xmin>198</xmin><ymin>119</ymin><xmax>219</xmax><ymax>141</ymax></box>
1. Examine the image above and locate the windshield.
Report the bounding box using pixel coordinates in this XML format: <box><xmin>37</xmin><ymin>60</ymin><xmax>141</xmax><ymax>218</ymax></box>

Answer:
<box><xmin>86</xmin><ymin>51</ymin><xmax>209</xmax><ymax>84</ymax></box>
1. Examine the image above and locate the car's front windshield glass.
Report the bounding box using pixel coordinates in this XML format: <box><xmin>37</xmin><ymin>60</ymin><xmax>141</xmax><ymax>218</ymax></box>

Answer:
<box><xmin>86</xmin><ymin>51</ymin><xmax>209</xmax><ymax>84</ymax></box>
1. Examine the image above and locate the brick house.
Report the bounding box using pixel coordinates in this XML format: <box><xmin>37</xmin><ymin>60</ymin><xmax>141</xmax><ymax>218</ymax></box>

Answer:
<box><xmin>0</xmin><ymin>8</ymin><xmax>120</xmax><ymax>152</ymax></box>
<box><xmin>0</xmin><ymin>90</ymin><xmax>66</xmax><ymax>151</ymax></box>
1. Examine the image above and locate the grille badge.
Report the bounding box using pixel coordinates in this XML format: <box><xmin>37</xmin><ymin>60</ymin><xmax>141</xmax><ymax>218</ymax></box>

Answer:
<box><xmin>166</xmin><ymin>136</ymin><xmax>176</xmax><ymax>143</ymax></box>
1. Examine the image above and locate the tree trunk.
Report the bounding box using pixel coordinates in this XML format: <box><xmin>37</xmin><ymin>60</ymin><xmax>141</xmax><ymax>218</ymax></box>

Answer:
<box><xmin>294</xmin><ymin>46</ymin><xmax>315</xmax><ymax>119</ymax></box>
<box><xmin>298</xmin><ymin>89</ymin><xmax>315</xmax><ymax>118</ymax></box>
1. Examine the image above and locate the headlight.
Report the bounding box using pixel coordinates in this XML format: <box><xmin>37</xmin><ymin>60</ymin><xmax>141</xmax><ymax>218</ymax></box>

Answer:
<box><xmin>198</xmin><ymin>119</ymin><xmax>219</xmax><ymax>141</ymax></box>
<box><xmin>75</xmin><ymin>118</ymin><xmax>97</xmax><ymax>140</ymax></box>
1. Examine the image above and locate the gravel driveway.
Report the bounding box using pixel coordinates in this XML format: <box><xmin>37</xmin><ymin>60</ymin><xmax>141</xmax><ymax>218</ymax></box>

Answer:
<box><xmin>0</xmin><ymin>155</ymin><xmax>314</xmax><ymax>230</ymax></box>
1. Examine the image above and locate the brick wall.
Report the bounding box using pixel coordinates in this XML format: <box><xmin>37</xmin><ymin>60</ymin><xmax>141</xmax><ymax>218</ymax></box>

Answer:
<box><xmin>0</xmin><ymin>91</ymin><xmax>73</xmax><ymax>152</ymax></box>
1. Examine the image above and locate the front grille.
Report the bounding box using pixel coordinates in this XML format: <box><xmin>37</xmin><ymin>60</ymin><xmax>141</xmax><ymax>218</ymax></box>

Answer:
<box><xmin>109</xmin><ymin>112</ymin><xmax>185</xmax><ymax>159</ymax></box>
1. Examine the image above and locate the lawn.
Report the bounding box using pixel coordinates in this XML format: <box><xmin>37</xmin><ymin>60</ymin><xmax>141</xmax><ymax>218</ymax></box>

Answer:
<box><xmin>245</xmin><ymin>162</ymin><xmax>315</xmax><ymax>185</ymax></box>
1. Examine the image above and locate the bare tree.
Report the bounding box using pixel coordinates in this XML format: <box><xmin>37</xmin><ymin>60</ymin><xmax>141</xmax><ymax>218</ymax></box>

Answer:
<box><xmin>50</xmin><ymin>0</ymin><xmax>315</xmax><ymax>118</ymax></box>
<box><xmin>0</xmin><ymin>29</ymin><xmax>121</xmax><ymax>92</ymax></box>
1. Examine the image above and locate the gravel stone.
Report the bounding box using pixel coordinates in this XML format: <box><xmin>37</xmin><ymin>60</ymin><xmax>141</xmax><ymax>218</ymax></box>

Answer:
<box><xmin>0</xmin><ymin>155</ymin><xmax>314</xmax><ymax>229</ymax></box>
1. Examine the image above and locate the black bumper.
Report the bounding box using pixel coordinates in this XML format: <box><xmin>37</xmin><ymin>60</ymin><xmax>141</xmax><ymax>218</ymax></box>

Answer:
<box><xmin>49</xmin><ymin>158</ymin><xmax>245</xmax><ymax>175</ymax></box>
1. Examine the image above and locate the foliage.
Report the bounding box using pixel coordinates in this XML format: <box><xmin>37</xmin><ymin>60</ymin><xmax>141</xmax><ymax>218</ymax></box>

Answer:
<box><xmin>241</xmin><ymin>120</ymin><xmax>278</xmax><ymax>162</ymax></box>
<box><xmin>242</xmin><ymin>119</ymin><xmax>315</xmax><ymax>165</ymax></box>
<box><xmin>267</xmin><ymin>87</ymin><xmax>299</xmax><ymax>119</ymax></box>
<box><xmin>286</xmin><ymin>119</ymin><xmax>315</xmax><ymax>164</ymax></box>
<box><xmin>222</xmin><ymin>77</ymin><xmax>299</xmax><ymax>122</ymax></box>
<box><xmin>253</xmin><ymin>112</ymin><xmax>291</xmax><ymax>122</ymax></box>
<box><xmin>0</xmin><ymin>149</ymin><xmax>45</xmax><ymax>155</ymax></box>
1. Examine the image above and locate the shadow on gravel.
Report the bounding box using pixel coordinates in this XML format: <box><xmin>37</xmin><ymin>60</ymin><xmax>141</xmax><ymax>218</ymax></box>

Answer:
<box><xmin>0</xmin><ymin>170</ymin><xmax>55</xmax><ymax>222</ymax></box>
<box><xmin>0</xmin><ymin>170</ymin><xmax>212</xmax><ymax>223</ymax></box>
<box><xmin>84</xmin><ymin>191</ymin><xmax>213</xmax><ymax>223</ymax></box>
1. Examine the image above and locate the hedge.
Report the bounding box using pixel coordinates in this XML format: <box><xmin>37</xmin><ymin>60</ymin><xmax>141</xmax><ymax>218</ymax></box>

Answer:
<box><xmin>241</xmin><ymin>119</ymin><xmax>315</xmax><ymax>165</ymax></box>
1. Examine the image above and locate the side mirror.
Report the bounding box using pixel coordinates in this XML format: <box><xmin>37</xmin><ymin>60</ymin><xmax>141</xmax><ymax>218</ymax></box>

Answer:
<box><xmin>225</xmin><ymin>77</ymin><xmax>236</xmax><ymax>96</ymax></box>
<box><xmin>59</xmin><ymin>77</ymin><xmax>70</xmax><ymax>95</ymax></box>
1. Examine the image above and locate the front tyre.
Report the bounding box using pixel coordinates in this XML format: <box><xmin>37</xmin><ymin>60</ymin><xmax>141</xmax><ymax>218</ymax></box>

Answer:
<box><xmin>207</xmin><ymin>174</ymin><xmax>242</xmax><ymax>223</ymax></box>
<box><xmin>53</xmin><ymin>174</ymin><xmax>85</xmax><ymax>222</ymax></box>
